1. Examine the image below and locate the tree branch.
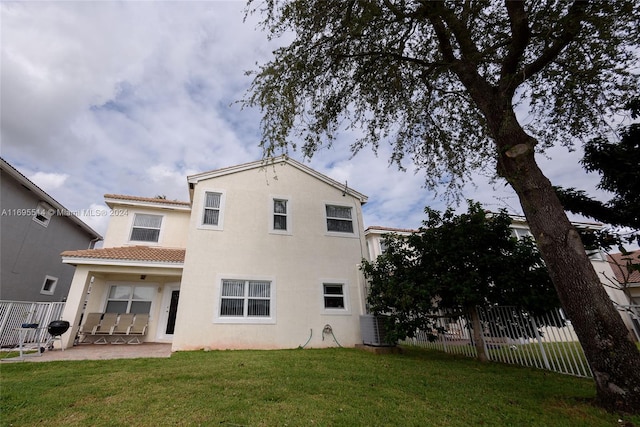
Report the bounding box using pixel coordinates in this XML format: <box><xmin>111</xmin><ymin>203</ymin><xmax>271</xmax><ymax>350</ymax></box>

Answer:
<box><xmin>521</xmin><ymin>0</ymin><xmax>588</xmax><ymax>81</ymax></box>
<box><xmin>499</xmin><ymin>0</ymin><xmax>530</xmax><ymax>92</ymax></box>
<box><xmin>422</xmin><ymin>4</ymin><xmax>456</xmax><ymax>64</ymax></box>
<box><xmin>334</xmin><ymin>50</ymin><xmax>441</xmax><ymax>68</ymax></box>
<box><xmin>382</xmin><ymin>0</ymin><xmax>406</xmax><ymax>20</ymax></box>
<box><xmin>422</xmin><ymin>3</ymin><xmax>497</xmax><ymax>117</ymax></box>
<box><xmin>434</xmin><ymin>2</ymin><xmax>482</xmax><ymax>64</ymax></box>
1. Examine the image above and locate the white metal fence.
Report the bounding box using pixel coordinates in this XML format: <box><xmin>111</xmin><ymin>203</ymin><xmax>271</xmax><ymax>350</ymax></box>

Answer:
<box><xmin>0</xmin><ymin>301</ymin><xmax>66</xmax><ymax>347</ymax></box>
<box><xmin>402</xmin><ymin>306</ymin><xmax>593</xmax><ymax>378</ymax></box>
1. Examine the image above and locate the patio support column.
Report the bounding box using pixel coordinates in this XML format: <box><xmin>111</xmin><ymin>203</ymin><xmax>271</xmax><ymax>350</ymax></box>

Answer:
<box><xmin>60</xmin><ymin>267</ymin><xmax>93</xmax><ymax>349</ymax></box>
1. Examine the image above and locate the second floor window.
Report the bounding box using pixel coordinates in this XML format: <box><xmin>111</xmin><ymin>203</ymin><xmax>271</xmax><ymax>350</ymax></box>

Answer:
<box><xmin>273</xmin><ymin>199</ymin><xmax>288</xmax><ymax>231</ymax></box>
<box><xmin>40</xmin><ymin>275</ymin><xmax>58</xmax><ymax>295</ymax></box>
<box><xmin>33</xmin><ymin>201</ymin><xmax>53</xmax><ymax>227</ymax></box>
<box><xmin>380</xmin><ymin>238</ymin><xmax>389</xmax><ymax>254</ymax></box>
<box><xmin>203</xmin><ymin>192</ymin><xmax>222</xmax><ymax>226</ymax></box>
<box><xmin>511</xmin><ymin>227</ymin><xmax>532</xmax><ymax>240</ymax></box>
<box><xmin>130</xmin><ymin>214</ymin><xmax>162</xmax><ymax>242</ymax></box>
<box><xmin>326</xmin><ymin>205</ymin><xmax>353</xmax><ymax>233</ymax></box>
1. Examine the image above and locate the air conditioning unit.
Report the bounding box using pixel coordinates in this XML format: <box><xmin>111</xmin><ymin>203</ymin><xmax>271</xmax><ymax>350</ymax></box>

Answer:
<box><xmin>360</xmin><ymin>314</ymin><xmax>396</xmax><ymax>347</ymax></box>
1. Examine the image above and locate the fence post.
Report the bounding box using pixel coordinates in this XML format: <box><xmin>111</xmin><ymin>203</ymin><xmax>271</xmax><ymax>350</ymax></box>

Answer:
<box><xmin>473</xmin><ymin>306</ymin><xmax>489</xmax><ymax>361</ymax></box>
<box><xmin>530</xmin><ymin>315</ymin><xmax>551</xmax><ymax>370</ymax></box>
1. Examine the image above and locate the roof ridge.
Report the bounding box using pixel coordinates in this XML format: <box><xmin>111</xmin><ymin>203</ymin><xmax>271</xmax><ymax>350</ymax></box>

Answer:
<box><xmin>104</xmin><ymin>194</ymin><xmax>191</xmax><ymax>206</ymax></box>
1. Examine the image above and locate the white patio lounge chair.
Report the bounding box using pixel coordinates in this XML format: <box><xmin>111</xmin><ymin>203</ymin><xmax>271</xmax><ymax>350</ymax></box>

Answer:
<box><xmin>78</xmin><ymin>313</ymin><xmax>103</xmax><ymax>344</ymax></box>
<box><xmin>93</xmin><ymin>313</ymin><xmax>118</xmax><ymax>344</ymax></box>
<box><xmin>111</xmin><ymin>314</ymin><xmax>134</xmax><ymax>344</ymax></box>
<box><xmin>127</xmin><ymin>314</ymin><xmax>149</xmax><ymax>344</ymax></box>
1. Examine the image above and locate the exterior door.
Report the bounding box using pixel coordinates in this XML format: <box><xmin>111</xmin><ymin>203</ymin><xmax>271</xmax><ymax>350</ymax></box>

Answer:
<box><xmin>165</xmin><ymin>290</ymin><xmax>179</xmax><ymax>335</ymax></box>
<box><xmin>157</xmin><ymin>283</ymin><xmax>180</xmax><ymax>341</ymax></box>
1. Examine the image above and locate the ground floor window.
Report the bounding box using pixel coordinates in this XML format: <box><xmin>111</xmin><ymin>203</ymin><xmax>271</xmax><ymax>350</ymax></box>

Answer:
<box><xmin>105</xmin><ymin>285</ymin><xmax>154</xmax><ymax>314</ymax></box>
<box><xmin>321</xmin><ymin>281</ymin><xmax>351</xmax><ymax>314</ymax></box>
<box><xmin>220</xmin><ymin>279</ymin><xmax>271</xmax><ymax>318</ymax></box>
<box><xmin>323</xmin><ymin>283</ymin><xmax>345</xmax><ymax>309</ymax></box>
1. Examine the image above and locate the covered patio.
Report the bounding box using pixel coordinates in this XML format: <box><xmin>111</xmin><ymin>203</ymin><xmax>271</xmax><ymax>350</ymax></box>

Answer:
<box><xmin>59</xmin><ymin>246</ymin><xmax>184</xmax><ymax>349</ymax></box>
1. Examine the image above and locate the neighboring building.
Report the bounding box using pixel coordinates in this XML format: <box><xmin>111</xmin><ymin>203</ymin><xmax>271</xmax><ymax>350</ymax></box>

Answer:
<box><xmin>59</xmin><ymin>157</ymin><xmax>369</xmax><ymax>350</ymax></box>
<box><xmin>365</xmin><ymin>215</ymin><xmax>639</xmax><ymax>341</ymax></box>
<box><xmin>509</xmin><ymin>216</ymin><xmax>637</xmax><ymax>331</ymax></box>
<box><xmin>0</xmin><ymin>158</ymin><xmax>102</xmax><ymax>302</ymax></box>
<box><xmin>364</xmin><ymin>226</ymin><xmax>416</xmax><ymax>260</ymax></box>
<box><xmin>607</xmin><ymin>250</ymin><xmax>640</xmax><ymax>305</ymax></box>
<box><xmin>607</xmin><ymin>251</ymin><xmax>640</xmax><ymax>340</ymax></box>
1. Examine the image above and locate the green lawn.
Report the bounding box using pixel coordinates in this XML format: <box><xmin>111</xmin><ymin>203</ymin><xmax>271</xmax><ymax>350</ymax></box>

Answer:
<box><xmin>486</xmin><ymin>341</ymin><xmax>593</xmax><ymax>377</ymax></box>
<box><xmin>1</xmin><ymin>347</ymin><xmax>638</xmax><ymax>427</ymax></box>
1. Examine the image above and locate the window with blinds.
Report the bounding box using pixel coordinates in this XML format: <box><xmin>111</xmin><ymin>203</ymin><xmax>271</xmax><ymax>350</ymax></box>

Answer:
<box><xmin>203</xmin><ymin>192</ymin><xmax>222</xmax><ymax>226</ymax></box>
<box><xmin>130</xmin><ymin>214</ymin><xmax>162</xmax><ymax>242</ymax></box>
<box><xmin>326</xmin><ymin>205</ymin><xmax>354</xmax><ymax>233</ymax></box>
<box><xmin>220</xmin><ymin>279</ymin><xmax>271</xmax><ymax>318</ymax></box>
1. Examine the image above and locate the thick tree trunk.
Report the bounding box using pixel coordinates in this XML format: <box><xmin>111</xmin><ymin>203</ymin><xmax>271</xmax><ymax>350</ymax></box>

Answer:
<box><xmin>469</xmin><ymin>305</ymin><xmax>488</xmax><ymax>362</ymax></box>
<box><xmin>495</xmin><ymin>114</ymin><xmax>640</xmax><ymax>413</ymax></box>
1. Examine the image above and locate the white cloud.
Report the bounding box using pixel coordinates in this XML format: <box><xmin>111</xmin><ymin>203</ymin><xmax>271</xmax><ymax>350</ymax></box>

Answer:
<box><xmin>28</xmin><ymin>171</ymin><xmax>69</xmax><ymax>192</ymax></box>
<box><xmin>77</xmin><ymin>203</ymin><xmax>112</xmax><ymax>242</ymax></box>
<box><xmin>0</xmin><ymin>1</ymin><xmax>620</xmax><ymax>239</ymax></box>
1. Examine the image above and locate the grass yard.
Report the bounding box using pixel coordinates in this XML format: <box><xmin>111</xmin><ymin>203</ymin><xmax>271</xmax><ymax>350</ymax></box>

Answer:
<box><xmin>1</xmin><ymin>347</ymin><xmax>638</xmax><ymax>427</ymax></box>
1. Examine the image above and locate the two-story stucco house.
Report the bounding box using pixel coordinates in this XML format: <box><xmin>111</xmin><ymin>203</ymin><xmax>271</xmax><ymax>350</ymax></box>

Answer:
<box><xmin>0</xmin><ymin>158</ymin><xmax>102</xmax><ymax>303</ymax></box>
<box><xmin>59</xmin><ymin>157</ymin><xmax>369</xmax><ymax>351</ymax></box>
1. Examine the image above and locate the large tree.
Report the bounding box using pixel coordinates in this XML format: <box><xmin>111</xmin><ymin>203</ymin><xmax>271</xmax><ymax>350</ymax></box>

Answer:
<box><xmin>361</xmin><ymin>202</ymin><xmax>560</xmax><ymax>362</ymax></box>
<box><xmin>244</xmin><ymin>0</ymin><xmax>640</xmax><ymax>412</ymax></box>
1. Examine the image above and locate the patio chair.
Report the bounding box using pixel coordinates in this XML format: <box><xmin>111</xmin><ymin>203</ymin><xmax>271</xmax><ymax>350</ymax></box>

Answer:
<box><xmin>78</xmin><ymin>313</ymin><xmax>103</xmax><ymax>344</ymax></box>
<box><xmin>127</xmin><ymin>314</ymin><xmax>149</xmax><ymax>344</ymax></box>
<box><xmin>111</xmin><ymin>314</ymin><xmax>134</xmax><ymax>344</ymax></box>
<box><xmin>93</xmin><ymin>313</ymin><xmax>118</xmax><ymax>344</ymax></box>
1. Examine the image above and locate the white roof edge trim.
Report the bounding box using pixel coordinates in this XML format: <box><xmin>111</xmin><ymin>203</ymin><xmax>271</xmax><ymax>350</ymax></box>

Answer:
<box><xmin>62</xmin><ymin>257</ymin><xmax>184</xmax><ymax>268</ymax></box>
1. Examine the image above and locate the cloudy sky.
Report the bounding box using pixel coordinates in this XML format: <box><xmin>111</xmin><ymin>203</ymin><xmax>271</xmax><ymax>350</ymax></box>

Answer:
<box><xmin>1</xmin><ymin>1</ymin><xmax>615</xmax><ymax>237</ymax></box>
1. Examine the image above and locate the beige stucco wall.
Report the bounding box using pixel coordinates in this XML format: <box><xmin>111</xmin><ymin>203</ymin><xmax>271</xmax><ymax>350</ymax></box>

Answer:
<box><xmin>173</xmin><ymin>162</ymin><xmax>368</xmax><ymax>350</ymax></box>
<box><xmin>102</xmin><ymin>203</ymin><xmax>190</xmax><ymax>248</ymax></box>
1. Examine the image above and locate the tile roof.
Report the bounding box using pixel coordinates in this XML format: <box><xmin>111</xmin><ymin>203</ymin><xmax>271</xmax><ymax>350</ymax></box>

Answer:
<box><xmin>104</xmin><ymin>194</ymin><xmax>191</xmax><ymax>207</ymax></box>
<box><xmin>607</xmin><ymin>250</ymin><xmax>640</xmax><ymax>284</ymax></box>
<box><xmin>61</xmin><ymin>246</ymin><xmax>185</xmax><ymax>263</ymax></box>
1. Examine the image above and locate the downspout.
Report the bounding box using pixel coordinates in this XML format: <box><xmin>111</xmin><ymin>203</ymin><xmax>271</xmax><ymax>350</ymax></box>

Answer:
<box><xmin>88</xmin><ymin>236</ymin><xmax>102</xmax><ymax>249</ymax></box>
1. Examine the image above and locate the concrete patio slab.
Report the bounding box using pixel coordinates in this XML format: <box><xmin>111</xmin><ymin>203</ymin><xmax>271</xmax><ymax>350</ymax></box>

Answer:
<box><xmin>1</xmin><ymin>343</ymin><xmax>172</xmax><ymax>362</ymax></box>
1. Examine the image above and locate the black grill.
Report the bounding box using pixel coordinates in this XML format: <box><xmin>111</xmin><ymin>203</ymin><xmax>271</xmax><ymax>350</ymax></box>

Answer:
<box><xmin>47</xmin><ymin>320</ymin><xmax>70</xmax><ymax>336</ymax></box>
